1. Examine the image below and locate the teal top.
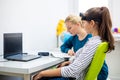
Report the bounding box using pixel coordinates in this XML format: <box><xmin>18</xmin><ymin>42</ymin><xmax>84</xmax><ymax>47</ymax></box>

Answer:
<box><xmin>60</xmin><ymin>34</ymin><xmax>92</xmax><ymax>53</ymax></box>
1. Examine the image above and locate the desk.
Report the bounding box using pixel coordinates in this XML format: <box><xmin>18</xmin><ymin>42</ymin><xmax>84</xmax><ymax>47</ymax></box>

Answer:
<box><xmin>0</xmin><ymin>56</ymin><xmax>64</xmax><ymax>80</ymax></box>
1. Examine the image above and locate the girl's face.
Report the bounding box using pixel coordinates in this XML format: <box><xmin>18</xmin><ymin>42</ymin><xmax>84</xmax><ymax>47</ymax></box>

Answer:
<box><xmin>82</xmin><ymin>20</ymin><xmax>98</xmax><ymax>36</ymax></box>
<box><xmin>82</xmin><ymin>20</ymin><xmax>92</xmax><ymax>34</ymax></box>
<box><xmin>65</xmin><ymin>21</ymin><xmax>79</xmax><ymax>36</ymax></box>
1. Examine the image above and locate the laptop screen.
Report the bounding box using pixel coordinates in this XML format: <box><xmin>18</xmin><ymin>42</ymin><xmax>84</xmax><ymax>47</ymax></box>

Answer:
<box><xmin>4</xmin><ymin>33</ymin><xmax>22</xmax><ymax>58</ymax></box>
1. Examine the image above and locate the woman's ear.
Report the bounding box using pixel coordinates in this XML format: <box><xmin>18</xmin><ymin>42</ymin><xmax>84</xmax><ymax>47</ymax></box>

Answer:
<box><xmin>76</xmin><ymin>22</ymin><xmax>81</xmax><ymax>27</ymax></box>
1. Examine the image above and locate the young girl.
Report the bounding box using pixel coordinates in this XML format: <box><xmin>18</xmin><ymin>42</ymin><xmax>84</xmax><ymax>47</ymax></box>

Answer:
<box><xmin>33</xmin><ymin>7</ymin><xmax>114</xmax><ymax>80</ymax></box>
<box><xmin>79</xmin><ymin>6</ymin><xmax>115</xmax><ymax>80</ymax></box>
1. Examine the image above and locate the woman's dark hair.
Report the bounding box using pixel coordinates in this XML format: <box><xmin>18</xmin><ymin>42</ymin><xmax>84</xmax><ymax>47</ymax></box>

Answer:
<box><xmin>80</xmin><ymin>7</ymin><xmax>115</xmax><ymax>52</ymax></box>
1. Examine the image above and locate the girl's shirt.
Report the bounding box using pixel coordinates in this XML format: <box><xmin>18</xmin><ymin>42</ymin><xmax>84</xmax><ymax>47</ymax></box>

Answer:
<box><xmin>61</xmin><ymin>36</ymin><xmax>102</xmax><ymax>80</ymax></box>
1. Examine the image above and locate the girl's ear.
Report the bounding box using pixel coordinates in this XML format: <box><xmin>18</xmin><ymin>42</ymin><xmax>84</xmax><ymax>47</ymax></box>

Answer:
<box><xmin>90</xmin><ymin>20</ymin><xmax>95</xmax><ymax>28</ymax></box>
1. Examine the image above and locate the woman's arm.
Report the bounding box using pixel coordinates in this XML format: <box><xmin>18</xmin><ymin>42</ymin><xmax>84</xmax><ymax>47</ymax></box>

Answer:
<box><xmin>60</xmin><ymin>36</ymin><xmax>73</xmax><ymax>53</ymax></box>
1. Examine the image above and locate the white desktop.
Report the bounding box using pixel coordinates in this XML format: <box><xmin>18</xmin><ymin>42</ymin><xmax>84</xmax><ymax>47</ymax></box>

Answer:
<box><xmin>0</xmin><ymin>55</ymin><xmax>65</xmax><ymax>80</ymax></box>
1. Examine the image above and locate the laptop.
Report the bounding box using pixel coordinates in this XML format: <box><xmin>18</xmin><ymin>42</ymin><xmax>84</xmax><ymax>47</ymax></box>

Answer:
<box><xmin>3</xmin><ymin>33</ymin><xmax>41</xmax><ymax>62</ymax></box>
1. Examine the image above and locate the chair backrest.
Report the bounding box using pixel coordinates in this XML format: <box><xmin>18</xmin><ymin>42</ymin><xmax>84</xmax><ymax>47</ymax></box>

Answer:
<box><xmin>84</xmin><ymin>42</ymin><xmax>108</xmax><ymax>80</ymax></box>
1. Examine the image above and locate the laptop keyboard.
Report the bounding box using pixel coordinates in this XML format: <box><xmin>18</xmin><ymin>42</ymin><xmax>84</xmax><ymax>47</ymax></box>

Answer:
<box><xmin>7</xmin><ymin>53</ymin><xmax>40</xmax><ymax>60</ymax></box>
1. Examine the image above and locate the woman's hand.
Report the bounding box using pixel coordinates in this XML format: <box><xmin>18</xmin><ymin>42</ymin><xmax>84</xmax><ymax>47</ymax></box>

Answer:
<box><xmin>68</xmin><ymin>50</ymin><xmax>75</xmax><ymax>56</ymax></box>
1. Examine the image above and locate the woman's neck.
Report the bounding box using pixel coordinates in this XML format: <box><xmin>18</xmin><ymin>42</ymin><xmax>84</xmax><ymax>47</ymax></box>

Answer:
<box><xmin>77</xmin><ymin>30</ymin><xmax>87</xmax><ymax>40</ymax></box>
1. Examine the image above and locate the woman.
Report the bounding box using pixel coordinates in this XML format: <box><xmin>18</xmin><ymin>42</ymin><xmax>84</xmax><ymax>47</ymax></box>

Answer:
<box><xmin>33</xmin><ymin>7</ymin><xmax>114</xmax><ymax>80</ymax></box>
<box><xmin>60</xmin><ymin>15</ymin><xmax>92</xmax><ymax>56</ymax></box>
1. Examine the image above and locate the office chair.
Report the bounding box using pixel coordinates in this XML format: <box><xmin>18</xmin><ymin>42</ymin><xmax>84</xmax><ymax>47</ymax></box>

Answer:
<box><xmin>84</xmin><ymin>42</ymin><xmax>108</xmax><ymax>80</ymax></box>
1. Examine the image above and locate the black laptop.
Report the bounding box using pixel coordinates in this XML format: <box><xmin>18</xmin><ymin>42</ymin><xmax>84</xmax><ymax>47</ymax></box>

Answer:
<box><xmin>3</xmin><ymin>33</ymin><xmax>41</xmax><ymax>62</ymax></box>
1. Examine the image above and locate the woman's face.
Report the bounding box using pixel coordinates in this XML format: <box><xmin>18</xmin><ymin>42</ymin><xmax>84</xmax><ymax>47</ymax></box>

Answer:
<box><xmin>65</xmin><ymin>21</ymin><xmax>78</xmax><ymax>36</ymax></box>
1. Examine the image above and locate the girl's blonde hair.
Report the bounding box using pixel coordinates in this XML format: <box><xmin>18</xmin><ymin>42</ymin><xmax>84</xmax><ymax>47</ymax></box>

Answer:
<box><xmin>65</xmin><ymin>15</ymin><xmax>82</xmax><ymax>24</ymax></box>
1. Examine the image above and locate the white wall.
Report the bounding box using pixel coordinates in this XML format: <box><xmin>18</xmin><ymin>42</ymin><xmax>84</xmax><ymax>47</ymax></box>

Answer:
<box><xmin>106</xmin><ymin>41</ymin><xmax>120</xmax><ymax>80</ymax></box>
<box><xmin>0</xmin><ymin>0</ymin><xmax>77</xmax><ymax>79</ymax></box>
<box><xmin>108</xmin><ymin>0</ymin><xmax>120</xmax><ymax>28</ymax></box>
<box><xmin>107</xmin><ymin>0</ymin><xmax>120</xmax><ymax>79</ymax></box>
<box><xmin>0</xmin><ymin>0</ymin><xmax>76</xmax><ymax>55</ymax></box>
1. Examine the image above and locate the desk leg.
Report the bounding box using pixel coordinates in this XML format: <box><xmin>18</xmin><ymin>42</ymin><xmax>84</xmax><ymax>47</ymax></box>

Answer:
<box><xmin>24</xmin><ymin>74</ymin><xmax>31</xmax><ymax>80</ymax></box>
